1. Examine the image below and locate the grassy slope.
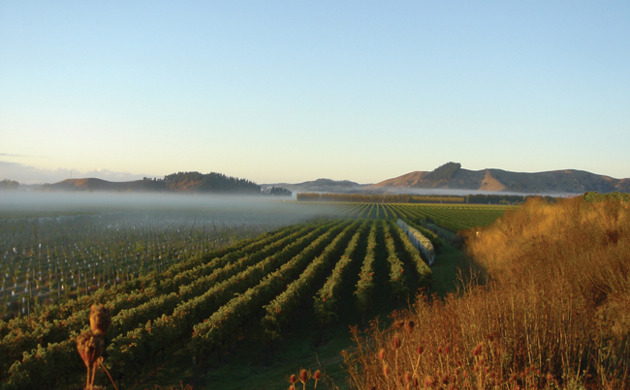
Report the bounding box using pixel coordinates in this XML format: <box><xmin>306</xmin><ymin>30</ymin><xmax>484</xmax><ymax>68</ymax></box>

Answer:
<box><xmin>427</xmin><ymin>243</ymin><xmax>476</xmax><ymax>297</ymax></box>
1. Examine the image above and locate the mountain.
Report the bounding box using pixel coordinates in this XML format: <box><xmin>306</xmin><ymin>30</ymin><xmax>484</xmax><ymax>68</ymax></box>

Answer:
<box><xmin>370</xmin><ymin>162</ymin><xmax>630</xmax><ymax>194</ymax></box>
<box><xmin>38</xmin><ymin>172</ymin><xmax>263</xmax><ymax>194</ymax></box>
<box><xmin>6</xmin><ymin>164</ymin><xmax>630</xmax><ymax>195</ymax></box>
<box><xmin>370</xmin><ymin>171</ymin><xmax>428</xmax><ymax>188</ymax></box>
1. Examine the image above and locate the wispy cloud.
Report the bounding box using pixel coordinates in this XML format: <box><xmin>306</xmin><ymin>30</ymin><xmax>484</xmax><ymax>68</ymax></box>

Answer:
<box><xmin>0</xmin><ymin>153</ymin><xmax>27</xmax><ymax>158</ymax></box>
<box><xmin>0</xmin><ymin>161</ymin><xmax>151</xmax><ymax>185</ymax></box>
<box><xmin>0</xmin><ymin>152</ymin><xmax>49</xmax><ymax>160</ymax></box>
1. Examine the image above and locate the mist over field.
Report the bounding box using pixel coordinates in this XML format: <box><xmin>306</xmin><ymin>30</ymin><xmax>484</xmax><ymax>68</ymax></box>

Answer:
<box><xmin>376</xmin><ymin>186</ymin><xmax>578</xmax><ymax>198</ymax></box>
<box><xmin>0</xmin><ymin>191</ymin><xmax>340</xmax><ymax>318</ymax></box>
<box><xmin>0</xmin><ymin>191</ymin><xmax>337</xmax><ymax>224</ymax></box>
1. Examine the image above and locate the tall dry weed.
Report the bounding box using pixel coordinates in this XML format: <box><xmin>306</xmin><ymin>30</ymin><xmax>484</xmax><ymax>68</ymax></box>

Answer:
<box><xmin>344</xmin><ymin>196</ymin><xmax>630</xmax><ymax>389</ymax></box>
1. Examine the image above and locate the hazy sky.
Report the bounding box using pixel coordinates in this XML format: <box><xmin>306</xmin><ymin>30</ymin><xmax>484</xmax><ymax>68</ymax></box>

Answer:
<box><xmin>2</xmin><ymin>1</ymin><xmax>629</xmax><ymax>184</ymax></box>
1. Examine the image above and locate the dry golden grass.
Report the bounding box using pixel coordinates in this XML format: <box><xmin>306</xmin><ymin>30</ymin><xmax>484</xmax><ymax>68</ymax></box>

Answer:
<box><xmin>343</xmin><ymin>196</ymin><xmax>630</xmax><ymax>389</ymax></box>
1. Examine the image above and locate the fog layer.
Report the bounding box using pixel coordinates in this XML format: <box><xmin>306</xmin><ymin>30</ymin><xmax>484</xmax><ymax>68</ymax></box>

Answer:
<box><xmin>0</xmin><ymin>192</ymin><xmax>337</xmax><ymax>222</ymax></box>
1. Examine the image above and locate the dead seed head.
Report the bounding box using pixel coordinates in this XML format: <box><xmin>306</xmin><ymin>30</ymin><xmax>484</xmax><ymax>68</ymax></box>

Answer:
<box><xmin>313</xmin><ymin>369</ymin><xmax>321</xmax><ymax>380</ymax></box>
<box><xmin>289</xmin><ymin>374</ymin><xmax>297</xmax><ymax>384</ymax></box>
<box><xmin>392</xmin><ymin>334</ymin><xmax>401</xmax><ymax>350</ymax></box>
<box><xmin>383</xmin><ymin>364</ymin><xmax>390</xmax><ymax>378</ymax></box>
<box><xmin>378</xmin><ymin>348</ymin><xmax>386</xmax><ymax>360</ymax></box>
<box><xmin>473</xmin><ymin>343</ymin><xmax>483</xmax><ymax>356</ymax></box>
<box><xmin>299</xmin><ymin>369</ymin><xmax>309</xmax><ymax>384</ymax></box>
<box><xmin>416</xmin><ymin>345</ymin><xmax>424</xmax><ymax>355</ymax></box>
<box><xmin>89</xmin><ymin>304</ymin><xmax>111</xmax><ymax>336</ymax></box>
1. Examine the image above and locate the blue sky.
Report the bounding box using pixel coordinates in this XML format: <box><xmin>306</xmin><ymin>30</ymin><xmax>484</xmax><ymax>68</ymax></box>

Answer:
<box><xmin>1</xmin><ymin>1</ymin><xmax>629</xmax><ymax>184</ymax></box>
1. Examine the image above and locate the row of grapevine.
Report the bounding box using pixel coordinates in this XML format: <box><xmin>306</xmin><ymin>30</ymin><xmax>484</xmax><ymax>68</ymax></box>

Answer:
<box><xmin>189</xmin><ymin>221</ymin><xmax>350</xmax><ymax>359</ymax></box>
<box><xmin>314</xmin><ymin>221</ymin><xmax>368</xmax><ymax>326</ymax></box>
<box><xmin>0</xmin><ymin>223</ymin><xmax>329</xmax><ymax>386</ymax></box>
<box><xmin>399</xmin><ymin>204</ymin><xmax>509</xmax><ymax>231</ymax></box>
<box><xmin>383</xmin><ymin>221</ymin><xmax>408</xmax><ymax>300</ymax></box>
<box><xmin>0</xmin><ymin>225</ymin><xmax>288</xmax><ymax>343</ymax></box>
<box><xmin>107</xmin><ymin>227</ymin><xmax>305</xmax><ymax>338</ymax></box>
<box><xmin>1</xmin><ymin>221</ymin><xmax>340</xmax><ymax>388</ymax></box>
<box><xmin>0</xmin><ymin>214</ymin><xmax>263</xmax><ymax>317</ymax></box>
<box><xmin>355</xmin><ymin>222</ymin><xmax>378</xmax><ymax>313</ymax></box>
<box><xmin>0</xmin><ymin>197</ymin><xmax>342</xmax><ymax>318</ymax></box>
<box><xmin>260</xmin><ymin>221</ymin><xmax>360</xmax><ymax>340</ymax></box>
<box><xmin>329</xmin><ymin>202</ymin><xmax>509</xmax><ymax>232</ymax></box>
<box><xmin>336</xmin><ymin>203</ymin><xmax>371</xmax><ymax>219</ymax></box>
<box><xmin>0</xmin><ymin>205</ymin><xmax>446</xmax><ymax>388</ymax></box>
<box><xmin>0</xmin><ymin>225</ymin><xmax>306</xmax><ymax>375</ymax></box>
<box><xmin>104</xmin><ymin>221</ymin><xmax>343</xmax><ymax>382</ymax></box>
<box><xmin>396</xmin><ymin>219</ymin><xmax>435</xmax><ymax>265</ymax></box>
<box><xmin>159</xmin><ymin>224</ymin><xmax>305</xmax><ymax>293</ymax></box>
<box><xmin>1</xmin><ymin>203</ymin><xmax>460</xmax><ymax>341</ymax></box>
<box><xmin>384</xmin><ymin>204</ymin><xmax>444</xmax><ymax>250</ymax></box>
<box><xmin>388</xmin><ymin>221</ymin><xmax>432</xmax><ymax>287</ymax></box>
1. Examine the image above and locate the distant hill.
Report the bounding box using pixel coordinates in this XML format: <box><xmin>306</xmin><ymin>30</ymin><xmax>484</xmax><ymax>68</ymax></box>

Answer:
<box><xmin>39</xmin><ymin>172</ymin><xmax>264</xmax><ymax>194</ymax></box>
<box><xmin>0</xmin><ymin>179</ymin><xmax>19</xmax><ymax>190</ymax></box>
<box><xmin>270</xmin><ymin>178</ymin><xmax>363</xmax><ymax>194</ymax></box>
<box><xmin>369</xmin><ymin>162</ymin><xmax>630</xmax><ymax>194</ymax></box>
<box><xmin>6</xmin><ymin>164</ymin><xmax>630</xmax><ymax>195</ymax></box>
<box><xmin>163</xmin><ymin>172</ymin><xmax>260</xmax><ymax>193</ymax></box>
<box><xmin>40</xmin><ymin>178</ymin><xmax>156</xmax><ymax>192</ymax></box>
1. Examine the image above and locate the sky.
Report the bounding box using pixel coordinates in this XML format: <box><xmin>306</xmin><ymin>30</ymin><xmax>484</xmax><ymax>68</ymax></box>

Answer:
<box><xmin>1</xmin><ymin>1</ymin><xmax>629</xmax><ymax>185</ymax></box>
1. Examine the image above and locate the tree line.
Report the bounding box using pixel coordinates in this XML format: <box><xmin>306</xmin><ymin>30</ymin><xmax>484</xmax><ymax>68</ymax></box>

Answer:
<box><xmin>295</xmin><ymin>192</ymin><xmax>546</xmax><ymax>204</ymax></box>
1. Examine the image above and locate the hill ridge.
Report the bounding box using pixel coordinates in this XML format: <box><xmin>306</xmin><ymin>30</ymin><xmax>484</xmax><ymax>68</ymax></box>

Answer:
<box><xmin>38</xmin><ymin>171</ymin><xmax>263</xmax><ymax>194</ymax></box>
<box><xmin>4</xmin><ymin>164</ymin><xmax>630</xmax><ymax>195</ymax></box>
<box><xmin>369</xmin><ymin>163</ymin><xmax>630</xmax><ymax>194</ymax></box>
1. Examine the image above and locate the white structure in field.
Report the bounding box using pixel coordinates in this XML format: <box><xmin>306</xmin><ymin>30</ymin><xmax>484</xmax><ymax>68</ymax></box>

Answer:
<box><xmin>396</xmin><ymin>219</ymin><xmax>435</xmax><ymax>266</ymax></box>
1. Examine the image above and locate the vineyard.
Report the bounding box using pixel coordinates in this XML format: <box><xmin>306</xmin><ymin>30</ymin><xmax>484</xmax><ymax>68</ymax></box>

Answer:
<box><xmin>0</xmin><ymin>194</ymin><xmax>339</xmax><ymax>318</ymax></box>
<box><xmin>0</xmin><ymin>197</ymin><xmax>510</xmax><ymax>389</ymax></box>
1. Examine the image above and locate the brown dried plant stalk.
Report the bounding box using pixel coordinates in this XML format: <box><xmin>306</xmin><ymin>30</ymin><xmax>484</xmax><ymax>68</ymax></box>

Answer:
<box><xmin>76</xmin><ymin>304</ymin><xmax>116</xmax><ymax>390</ymax></box>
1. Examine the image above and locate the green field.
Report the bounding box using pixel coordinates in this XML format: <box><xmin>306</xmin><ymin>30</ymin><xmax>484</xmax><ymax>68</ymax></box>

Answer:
<box><xmin>0</xmin><ymin>198</ymin><xmax>511</xmax><ymax>389</ymax></box>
